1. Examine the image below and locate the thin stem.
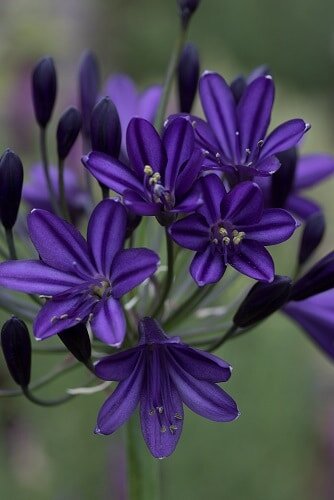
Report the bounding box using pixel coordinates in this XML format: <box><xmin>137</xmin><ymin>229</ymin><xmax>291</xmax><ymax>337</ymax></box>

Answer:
<box><xmin>82</xmin><ymin>135</ymin><xmax>95</xmax><ymax>209</ymax></box>
<box><xmin>100</xmin><ymin>184</ymin><xmax>109</xmax><ymax>200</ymax></box>
<box><xmin>126</xmin><ymin>416</ymin><xmax>142</xmax><ymax>500</ymax></box>
<box><xmin>5</xmin><ymin>228</ymin><xmax>17</xmax><ymax>260</ymax></box>
<box><xmin>58</xmin><ymin>158</ymin><xmax>71</xmax><ymax>220</ymax></box>
<box><xmin>207</xmin><ymin>324</ymin><xmax>238</xmax><ymax>352</ymax></box>
<box><xmin>22</xmin><ymin>386</ymin><xmax>74</xmax><ymax>407</ymax></box>
<box><xmin>152</xmin><ymin>229</ymin><xmax>174</xmax><ymax>319</ymax></box>
<box><xmin>40</xmin><ymin>127</ymin><xmax>58</xmax><ymax>212</ymax></box>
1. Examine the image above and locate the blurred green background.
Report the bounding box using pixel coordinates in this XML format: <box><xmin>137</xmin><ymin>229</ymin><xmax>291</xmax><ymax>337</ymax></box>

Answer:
<box><xmin>1</xmin><ymin>0</ymin><xmax>334</xmax><ymax>499</ymax></box>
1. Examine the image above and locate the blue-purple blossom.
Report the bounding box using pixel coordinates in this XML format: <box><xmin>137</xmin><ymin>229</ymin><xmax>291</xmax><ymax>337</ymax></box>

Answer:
<box><xmin>0</xmin><ymin>200</ymin><xmax>159</xmax><ymax>346</ymax></box>
<box><xmin>169</xmin><ymin>174</ymin><xmax>298</xmax><ymax>285</ymax></box>
<box><xmin>83</xmin><ymin>117</ymin><xmax>204</xmax><ymax>220</ymax></box>
<box><xmin>230</xmin><ymin>65</ymin><xmax>270</xmax><ymax>104</ymax></box>
<box><xmin>95</xmin><ymin>317</ymin><xmax>239</xmax><ymax>458</ymax></box>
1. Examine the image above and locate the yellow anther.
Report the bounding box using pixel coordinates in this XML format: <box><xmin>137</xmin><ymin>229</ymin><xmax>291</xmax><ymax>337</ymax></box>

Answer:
<box><xmin>219</xmin><ymin>227</ymin><xmax>228</xmax><ymax>236</ymax></box>
<box><xmin>175</xmin><ymin>413</ymin><xmax>183</xmax><ymax>420</ymax></box>
<box><xmin>232</xmin><ymin>231</ymin><xmax>246</xmax><ymax>245</ymax></box>
<box><xmin>223</xmin><ymin>236</ymin><xmax>230</xmax><ymax>245</ymax></box>
<box><xmin>212</xmin><ymin>238</ymin><xmax>219</xmax><ymax>244</ymax></box>
<box><xmin>149</xmin><ymin>172</ymin><xmax>161</xmax><ymax>185</ymax></box>
<box><xmin>232</xmin><ymin>229</ymin><xmax>239</xmax><ymax>237</ymax></box>
<box><xmin>149</xmin><ymin>409</ymin><xmax>155</xmax><ymax>416</ymax></box>
<box><xmin>169</xmin><ymin>425</ymin><xmax>178</xmax><ymax>433</ymax></box>
<box><xmin>161</xmin><ymin>425</ymin><xmax>167</xmax><ymax>433</ymax></box>
<box><xmin>144</xmin><ymin>165</ymin><xmax>153</xmax><ymax>176</ymax></box>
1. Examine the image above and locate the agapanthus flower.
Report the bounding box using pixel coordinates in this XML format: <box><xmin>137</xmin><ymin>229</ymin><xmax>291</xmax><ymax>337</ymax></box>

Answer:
<box><xmin>178</xmin><ymin>72</ymin><xmax>309</xmax><ymax>180</ymax></box>
<box><xmin>0</xmin><ymin>200</ymin><xmax>159</xmax><ymax>346</ymax></box>
<box><xmin>83</xmin><ymin>117</ymin><xmax>204</xmax><ymax>222</ymax></box>
<box><xmin>230</xmin><ymin>65</ymin><xmax>270</xmax><ymax>104</ymax></box>
<box><xmin>95</xmin><ymin>317</ymin><xmax>239</xmax><ymax>458</ymax></box>
<box><xmin>169</xmin><ymin>174</ymin><xmax>297</xmax><ymax>285</ymax></box>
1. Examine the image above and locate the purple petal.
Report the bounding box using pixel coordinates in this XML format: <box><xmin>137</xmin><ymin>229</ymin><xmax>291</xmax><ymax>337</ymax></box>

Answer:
<box><xmin>137</xmin><ymin>85</ymin><xmax>162</xmax><ymax>123</ymax></box>
<box><xmin>197</xmin><ymin>173</ymin><xmax>226</xmax><ymax>224</ymax></box>
<box><xmin>294</xmin><ymin>153</ymin><xmax>334</xmax><ymax>190</ymax></box>
<box><xmin>172</xmin><ymin>180</ymin><xmax>203</xmax><ymax>213</ymax></box>
<box><xmin>123</xmin><ymin>189</ymin><xmax>160</xmax><ymax>216</ymax></box>
<box><xmin>110</xmin><ymin>248</ymin><xmax>160</xmax><ymax>299</ymax></box>
<box><xmin>104</xmin><ymin>74</ymin><xmax>137</xmax><ymax>137</ymax></box>
<box><xmin>239</xmin><ymin>208</ymin><xmax>297</xmax><ymax>245</ymax></box>
<box><xmin>237</xmin><ymin>76</ymin><xmax>274</xmax><ymax>160</ymax></box>
<box><xmin>87</xmin><ymin>199</ymin><xmax>127</xmax><ymax>276</ymax></box>
<box><xmin>199</xmin><ymin>72</ymin><xmax>237</xmax><ymax>161</ymax></box>
<box><xmin>171</xmin><ymin>345</ymin><xmax>232</xmax><ymax>382</ymax></box>
<box><xmin>163</xmin><ymin>118</ymin><xmax>194</xmax><ymax>191</ymax></box>
<box><xmin>190</xmin><ymin>247</ymin><xmax>226</xmax><ymax>286</ymax></box>
<box><xmin>83</xmin><ymin>151</ymin><xmax>144</xmax><ymax>195</ymax></box>
<box><xmin>91</xmin><ymin>297</ymin><xmax>126</xmax><ymax>347</ymax></box>
<box><xmin>169</xmin><ymin>214</ymin><xmax>209</xmax><ymax>251</ymax></box>
<box><xmin>0</xmin><ymin>260</ymin><xmax>82</xmax><ymax>294</ymax></box>
<box><xmin>220</xmin><ymin>182</ymin><xmax>263</xmax><ymax>225</ymax></box>
<box><xmin>229</xmin><ymin>240</ymin><xmax>274</xmax><ymax>282</ymax></box>
<box><xmin>285</xmin><ymin>194</ymin><xmax>320</xmax><ymax>220</ymax></box>
<box><xmin>191</xmin><ymin>115</ymin><xmax>221</xmax><ymax>152</ymax></box>
<box><xmin>27</xmin><ymin>209</ymin><xmax>94</xmax><ymax>276</ymax></box>
<box><xmin>95</xmin><ymin>347</ymin><xmax>142</xmax><ymax>381</ymax></box>
<box><xmin>96</xmin><ymin>354</ymin><xmax>144</xmax><ymax>434</ymax></box>
<box><xmin>254</xmin><ymin>155</ymin><xmax>281</xmax><ymax>176</ymax></box>
<box><xmin>175</xmin><ymin>149</ymin><xmax>205</xmax><ymax>198</ymax></box>
<box><xmin>126</xmin><ymin>118</ymin><xmax>166</xmax><ymax>178</ymax></box>
<box><xmin>260</xmin><ymin>119</ymin><xmax>309</xmax><ymax>159</ymax></box>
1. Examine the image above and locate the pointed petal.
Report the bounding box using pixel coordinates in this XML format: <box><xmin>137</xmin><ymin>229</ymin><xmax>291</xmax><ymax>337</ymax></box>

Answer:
<box><xmin>137</xmin><ymin>85</ymin><xmax>162</xmax><ymax>123</ymax></box>
<box><xmin>199</xmin><ymin>72</ymin><xmax>237</xmax><ymax>160</ymax></box>
<box><xmin>229</xmin><ymin>240</ymin><xmax>274</xmax><ymax>282</ymax></box>
<box><xmin>285</xmin><ymin>194</ymin><xmax>320</xmax><ymax>220</ymax></box>
<box><xmin>91</xmin><ymin>297</ymin><xmax>126</xmax><ymax>347</ymax></box>
<box><xmin>87</xmin><ymin>199</ymin><xmax>127</xmax><ymax>276</ymax></box>
<box><xmin>294</xmin><ymin>153</ymin><xmax>334</xmax><ymax>190</ymax></box>
<box><xmin>123</xmin><ymin>189</ymin><xmax>160</xmax><ymax>215</ymax></box>
<box><xmin>163</xmin><ymin>118</ymin><xmax>194</xmax><ymax>191</ymax></box>
<box><xmin>254</xmin><ymin>155</ymin><xmax>281</xmax><ymax>176</ymax></box>
<box><xmin>95</xmin><ymin>347</ymin><xmax>142</xmax><ymax>381</ymax></box>
<box><xmin>0</xmin><ymin>260</ymin><xmax>82</xmax><ymax>294</ymax></box>
<box><xmin>83</xmin><ymin>151</ymin><xmax>144</xmax><ymax>195</ymax></box>
<box><xmin>126</xmin><ymin>118</ymin><xmax>166</xmax><ymax>178</ymax></box>
<box><xmin>169</xmin><ymin>214</ymin><xmax>209</xmax><ymax>251</ymax></box>
<box><xmin>175</xmin><ymin>149</ymin><xmax>204</xmax><ymax>198</ymax></box>
<box><xmin>27</xmin><ymin>209</ymin><xmax>94</xmax><ymax>276</ymax></box>
<box><xmin>104</xmin><ymin>74</ymin><xmax>138</xmax><ymax>135</ymax></box>
<box><xmin>220</xmin><ymin>181</ymin><xmax>264</xmax><ymax>225</ymax></box>
<box><xmin>260</xmin><ymin>119</ymin><xmax>309</xmax><ymax>159</ymax></box>
<box><xmin>190</xmin><ymin>247</ymin><xmax>226</xmax><ymax>286</ymax></box>
<box><xmin>191</xmin><ymin>115</ymin><xmax>221</xmax><ymax>151</ymax></box>
<box><xmin>172</xmin><ymin>180</ymin><xmax>203</xmax><ymax>213</ymax></box>
<box><xmin>96</xmin><ymin>354</ymin><xmax>144</xmax><ymax>434</ymax></box>
<box><xmin>239</xmin><ymin>208</ymin><xmax>297</xmax><ymax>245</ymax></box>
<box><xmin>171</xmin><ymin>345</ymin><xmax>232</xmax><ymax>382</ymax></box>
<box><xmin>238</xmin><ymin>76</ymin><xmax>274</xmax><ymax>158</ymax></box>
<box><xmin>197</xmin><ymin>173</ymin><xmax>226</xmax><ymax>224</ymax></box>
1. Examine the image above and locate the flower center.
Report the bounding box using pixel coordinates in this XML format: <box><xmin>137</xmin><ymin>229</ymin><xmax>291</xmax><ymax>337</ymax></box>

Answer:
<box><xmin>211</xmin><ymin>222</ymin><xmax>246</xmax><ymax>248</ymax></box>
<box><xmin>91</xmin><ymin>280</ymin><xmax>111</xmax><ymax>299</ymax></box>
<box><xmin>143</xmin><ymin>164</ymin><xmax>174</xmax><ymax>210</ymax></box>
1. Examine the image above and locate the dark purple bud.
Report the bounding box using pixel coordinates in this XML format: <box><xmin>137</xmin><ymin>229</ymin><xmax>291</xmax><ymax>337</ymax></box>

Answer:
<box><xmin>177</xmin><ymin>0</ymin><xmax>201</xmax><ymax>26</ymax></box>
<box><xmin>298</xmin><ymin>212</ymin><xmax>325</xmax><ymax>266</ymax></box>
<box><xmin>230</xmin><ymin>76</ymin><xmax>247</xmax><ymax>104</ymax></box>
<box><xmin>290</xmin><ymin>251</ymin><xmax>334</xmax><ymax>301</ymax></box>
<box><xmin>0</xmin><ymin>149</ymin><xmax>24</xmax><ymax>230</ymax></box>
<box><xmin>233</xmin><ymin>275</ymin><xmax>292</xmax><ymax>328</ymax></box>
<box><xmin>57</xmin><ymin>107</ymin><xmax>82</xmax><ymax>160</ymax></box>
<box><xmin>90</xmin><ymin>97</ymin><xmax>122</xmax><ymax>158</ymax></box>
<box><xmin>271</xmin><ymin>147</ymin><xmax>298</xmax><ymax>207</ymax></box>
<box><xmin>125</xmin><ymin>212</ymin><xmax>142</xmax><ymax>239</ymax></box>
<box><xmin>177</xmin><ymin>43</ymin><xmax>200</xmax><ymax>113</ymax></box>
<box><xmin>79</xmin><ymin>50</ymin><xmax>100</xmax><ymax>138</ymax></box>
<box><xmin>32</xmin><ymin>57</ymin><xmax>57</xmax><ymax>128</ymax></box>
<box><xmin>58</xmin><ymin>323</ymin><xmax>91</xmax><ymax>366</ymax></box>
<box><xmin>1</xmin><ymin>317</ymin><xmax>31</xmax><ymax>387</ymax></box>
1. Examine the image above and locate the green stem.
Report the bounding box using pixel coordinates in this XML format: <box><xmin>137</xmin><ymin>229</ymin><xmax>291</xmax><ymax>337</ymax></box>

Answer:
<box><xmin>207</xmin><ymin>324</ymin><xmax>238</xmax><ymax>352</ymax></box>
<box><xmin>5</xmin><ymin>228</ymin><xmax>17</xmax><ymax>260</ymax></box>
<box><xmin>58</xmin><ymin>158</ymin><xmax>71</xmax><ymax>220</ymax></box>
<box><xmin>152</xmin><ymin>229</ymin><xmax>174</xmax><ymax>319</ymax></box>
<box><xmin>22</xmin><ymin>386</ymin><xmax>74</xmax><ymax>407</ymax></box>
<box><xmin>40</xmin><ymin>127</ymin><xmax>58</xmax><ymax>212</ymax></box>
<box><xmin>83</xmin><ymin>136</ymin><xmax>95</xmax><ymax>209</ymax></box>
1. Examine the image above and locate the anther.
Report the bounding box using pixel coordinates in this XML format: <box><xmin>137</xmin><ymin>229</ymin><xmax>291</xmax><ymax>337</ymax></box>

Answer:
<box><xmin>157</xmin><ymin>406</ymin><xmax>164</xmax><ymax>414</ymax></box>
<box><xmin>245</xmin><ymin>148</ymin><xmax>251</xmax><ymax>155</ymax></box>
<box><xmin>219</xmin><ymin>227</ymin><xmax>228</xmax><ymax>236</ymax></box>
<box><xmin>161</xmin><ymin>425</ymin><xmax>167</xmax><ymax>433</ymax></box>
<box><xmin>60</xmin><ymin>314</ymin><xmax>68</xmax><ymax>320</ymax></box>
<box><xmin>144</xmin><ymin>165</ymin><xmax>153</xmax><ymax>176</ymax></box>
<box><xmin>51</xmin><ymin>316</ymin><xmax>58</xmax><ymax>323</ymax></box>
<box><xmin>223</xmin><ymin>236</ymin><xmax>230</xmax><ymax>245</ymax></box>
<box><xmin>75</xmin><ymin>317</ymin><xmax>82</xmax><ymax>322</ymax></box>
<box><xmin>88</xmin><ymin>313</ymin><xmax>93</xmax><ymax>322</ymax></box>
<box><xmin>191</xmin><ymin>120</ymin><xmax>197</xmax><ymax>128</ymax></box>
<box><xmin>39</xmin><ymin>295</ymin><xmax>53</xmax><ymax>300</ymax></box>
<box><xmin>169</xmin><ymin>425</ymin><xmax>178</xmax><ymax>433</ymax></box>
<box><xmin>175</xmin><ymin>413</ymin><xmax>183</xmax><ymax>420</ymax></box>
<box><xmin>149</xmin><ymin>408</ymin><xmax>155</xmax><ymax>416</ymax></box>
<box><xmin>257</xmin><ymin>140</ymin><xmax>264</xmax><ymax>147</ymax></box>
<box><xmin>212</xmin><ymin>238</ymin><xmax>219</xmax><ymax>244</ymax></box>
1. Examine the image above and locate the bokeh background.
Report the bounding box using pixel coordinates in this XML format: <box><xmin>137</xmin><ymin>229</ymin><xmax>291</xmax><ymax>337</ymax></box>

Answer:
<box><xmin>1</xmin><ymin>0</ymin><xmax>334</xmax><ymax>499</ymax></box>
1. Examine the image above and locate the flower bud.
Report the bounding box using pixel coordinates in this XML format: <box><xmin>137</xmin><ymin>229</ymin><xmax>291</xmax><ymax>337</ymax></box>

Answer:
<box><xmin>32</xmin><ymin>57</ymin><xmax>57</xmax><ymax>128</ymax></box>
<box><xmin>298</xmin><ymin>211</ymin><xmax>325</xmax><ymax>266</ymax></box>
<box><xmin>1</xmin><ymin>317</ymin><xmax>31</xmax><ymax>387</ymax></box>
<box><xmin>177</xmin><ymin>43</ymin><xmax>200</xmax><ymax>113</ymax></box>
<box><xmin>0</xmin><ymin>149</ymin><xmax>24</xmax><ymax>230</ymax></box>
<box><xmin>230</xmin><ymin>76</ymin><xmax>247</xmax><ymax>104</ymax></box>
<box><xmin>90</xmin><ymin>97</ymin><xmax>122</xmax><ymax>158</ymax></box>
<box><xmin>57</xmin><ymin>107</ymin><xmax>82</xmax><ymax>160</ymax></box>
<box><xmin>58</xmin><ymin>323</ymin><xmax>91</xmax><ymax>366</ymax></box>
<box><xmin>78</xmin><ymin>50</ymin><xmax>100</xmax><ymax>138</ymax></box>
<box><xmin>233</xmin><ymin>275</ymin><xmax>292</xmax><ymax>328</ymax></box>
<box><xmin>271</xmin><ymin>147</ymin><xmax>297</xmax><ymax>207</ymax></box>
<box><xmin>290</xmin><ymin>251</ymin><xmax>334</xmax><ymax>301</ymax></box>
<box><xmin>177</xmin><ymin>0</ymin><xmax>201</xmax><ymax>26</ymax></box>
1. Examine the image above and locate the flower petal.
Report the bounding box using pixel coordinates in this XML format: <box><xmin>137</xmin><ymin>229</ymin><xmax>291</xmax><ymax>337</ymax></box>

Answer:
<box><xmin>137</xmin><ymin>85</ymin><xmax>162</xmax><ymax>123</ymax></box>
<box><xmin>27</xmin><ymin>209</ymin><xmax>94</xmax><ymax>276</ymax></box>
<box><xmin>197</xmin><ymin>173</ymin><xmax>226</xmax><ymax>224</ymax></box>
<box><xmin>87</xmin><ymin>199</ymin><xmax>127</xmax><ymax>276</ymax></box>
<box><xmin>285</xmin><ymin>194</ymin><xmax>320</xmax><ymax>220</ymax></box>
<box><xmin>110</xmin><ymin>248</ymin><xmax>160</xmax><ymax>299</ymax></box>
<box><xmin>0</xmin><ymin>260</ymin><xmax>82</xmax><ymax>295</ymax></box>
<box><xmin>229</xmin><ymin>240</ymin><xmax>274</xmax><ymax>282</ymax></box>
<box><xmin>220</xmin><ymin>181</ymin><xmax>263</xmax><ymax>225</ymax></box>
<box><xmin>94</xmin><ymin>347</ymin><xmax>142</xmax><ymax>381</ymax></box>
<box><xmin>172</xmin><ymin>180</ymin><xmax>203</xmax><ymax>213</ymax></box>
<box><xmin>123</xmin><ymin>189</ymin><xmax>160</xmax><ymax>215</ymax></box>
<box><xmin>240</xmin><ymin>208</ymin><xmax>297</xmax><ymax>245</ymax></box>
<box><xmin>190</xmin><ymin>247</ymin><xmax>226</xmax><ymax>286</ymax></box>
<box><xmin>91</xmin><ymin>297</ymin><xmax>126</xmax><ymax>347</ymax></box>
<box><xmin>171</xmin><ymin>345</ymin><xmax>232</xmax><ymax>382</ymax></box>
<box><xmin>175</xmin><ymin>149</ymin><xmax>204</xmax><ymax>198</ymax></box>
<box><xmin>254</xmin><ymin>155</ymin><xmax>281</xmax><ymax>176</ymax></box>
<box><xmin>169</xmin><ymin>214</ymin><xmax>209</xmax><ymax>251</ymax></box>
<box><xmin>163</xmin><ymin>118</ymin><xmax>194</xmax><ymax>191</ymax></box>
<box><xmin>199</xmin><ymin>72</ymin><xmax>237</xmax><ymax>161</ymax></box>
<box><xmin>294</xmin><ymin>153</ymin><xmax>334</xmax><ymax>190</ymax></box>
<box><xmin>260</xmin><ymin>119</ymin><xmax>309</xmax><ymax>159</ymax></box>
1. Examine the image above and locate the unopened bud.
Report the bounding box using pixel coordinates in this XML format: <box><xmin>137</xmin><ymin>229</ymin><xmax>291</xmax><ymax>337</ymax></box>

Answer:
<box><xmin>230</xmin><ymin>76</ymin><xmax>247</xmax><ymax>104</ymax></box>
<box><xmin>58</xmin><ymin>323</ymin><xmax>91</xmax><ymax>366</ymax></box>
<box><xmin>90</xmin><ymin>97</ymin><xmax>122</xmax><ymax>158</ymax></box>
<box><xmin>0</xmin><ymin>149</ymin><xmax>24</xmax><ymax>230</ymax></box>
<box><xmin>298</xmin><ymin>212</ymin><xmax>325</xmax><ymax>266</ymax></box>
<box><xmin>32</xmin><ymin>57</ymin><xmax>57</xmax><ymax>128</ymax></box>
<box><xmin>78</xmin><ymin>50</ymin><xmax>100</xmax><ymax>138</ymax></box>
<box><xmin>57</xmin><ymin>107</ymin><xmax>82</xmax><ymax>160</ymax></box>
<box><xmin>1</xmin><ymin>317</ymin><xmax>31</xmax><ymax>387</ymax></box>
<box><xmin>177</xmin><ymin>0</ymin><xmax>201</xmax><ymax>27</ymax></box>
<box><xmin>271</xmin><ymin>147</ymin><xmax>298</xmax><ymax>207</ymax></box>
<box><xmin>178</xmin><ymin>43</ymin><xmax>200</xmax><ymax>113</ymax></box>
<box><xmin>290</xmin><ymin>251</ymin><xmax>334</xmax><ymax>301</ymax></box>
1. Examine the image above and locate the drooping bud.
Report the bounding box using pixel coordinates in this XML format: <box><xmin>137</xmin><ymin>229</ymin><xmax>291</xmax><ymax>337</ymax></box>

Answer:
<box><xmin>78</xmin><ymin>50</ymin><xmax>100</xmax><ymax>138</ymax></box>
<box><xmin>90</xmin><ymin>97</ymin><xmax>122</xmax><ymax>158</ymax></box>
<box><xmin>271</xmin><ymin>147</ymin><xmax>298</xmax><ymax>207</ymax></box>
<box><xmin>1</xmin><ymin>317</ymin><xmax>31</xmax><ymax>387</ymax></box>
<box><xmin>0</xmin><ymin>149</ymin><xmax>24</xmax><ymax>230</ymax></box>
<box><xmin>233</xmin><ymin>275</ymin><xmax>292</xmax><ymax>328</ymax></box>
<box><xmin>177</xmin><ymin>43</ymin><xmax>200</xmax><ymax>113</ymax></box>
<box><xmin>177</xmin><ymin>0</ymin><xmax>201</xmax><ymax>27</ymax></box>
<box><xmin>290</xmin><ymin>251</ymin><xmax>334</xmax><ymax>301</ymax></box>
<box><xmin>298</xmin><ymin>212</ymin><xmax>325</xmax><ymax>266</ymax></box>
<box><xmin>58</xmin><ymin>323</ymin><xmax>92</xmax><ymax>366</ymax></box>
<box><xmin>57</xmin><ymin>107</ymin><xmax>82</xmax><ymax>160</ymax></box>
<box><xmin>230</xmin><ymin>76</ymin><xmax>247</xmax><ymax>104</ymax></box>
<box><xmin>32</xmin><ymin>57</ymin><xmax>57</xmax><ymax>128</ymax></box>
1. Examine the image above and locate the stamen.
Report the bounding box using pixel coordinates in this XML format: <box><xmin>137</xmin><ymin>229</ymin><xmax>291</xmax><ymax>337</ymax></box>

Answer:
<box><xmin>169</xmin><ymin>425</ymin><xmax>178</xmax><ymax>433</ymax></box>
<box><xmin>149</xmin><ymin>408</ymin><xmax>155</xmax><ymax>416</ymax></box>
<box><xmin>157</xmin><ymin>406</ymin><xmax>164</xmax><ymax>414</ymax></box>
<box><xmin>75</xmin><ymin>317</ymin><xmax>82</xmax><ymax>322</ymax></box>
<box><xmin>223</xmin><ymin>236</ymin><xmax>230</xmax><ymax>245</ymax></box>
<box><xmin>144</xmin><ymin>165</ymin><xmax>153</xmax><ymax>176</ymax></box>
<box><xmin>51</xmin><ymin>316</ymin><xmax>58</xmax><ymax>323</ymax></box>
<box><xmin>39</xmin><ymin>295</ymin><xmax>52</xmax><ymax>300</ymax></box>
<box><xmin>212</xmin><ymin>238</ymin><xmax>219</xmax><ymax>244</ymax></box>
<box><xmin>60</xmin><ymin>314</ymin><xmax>68</xmax><ymax>320</ymax></box>
<box><xmin>175</xmin><ymin>413</ymin><xmax>183</xmax><ymax>420</ymax></box>
<box><xmin>232</xmin><ymin>231</ymin><xmax>246</xmax><ymax>245</ymax></box>
<box><xmin>219</xmin><ymin>227</ymin><xmax>228</xmax><ymax>236</ymax></box>
<box><xmin>161</xmin><ymin>425</ymin><xmax>167</xmax><ymax>433</ymax></box>
<box><xmin>257</xmin><ymin>139</ymin><xmax>264</xmax><ymax>148</ymax></box>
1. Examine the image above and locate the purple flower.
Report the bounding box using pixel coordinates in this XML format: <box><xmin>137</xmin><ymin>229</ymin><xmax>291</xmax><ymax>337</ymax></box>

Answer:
<box><xmin>0</xmin><ymin>200</ymin><xmax>159</xmax><ymax>346</ymax></box>
<box><xmin>169</xmin><ymin>174</ymin><xmax>297</xmax><ymax>285</ymax></box>
<box><xmin>83</xmin><ymin>117</ymin><xmax>204</xmax><ymax>221</ymax></box>
<box><xmin>95</xmin><ymin>317</ymin><xmax>239</xmax><ymax>459</ymax></box>
<box><xmin>186</xmin><ymin>72</ymin><xmax>309</xmax><ymax>180</ymax></box>
<box><xmin>230</xmin><ymin>65</ymin><xmax>270</xmax><ymax>104</ymax></box>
